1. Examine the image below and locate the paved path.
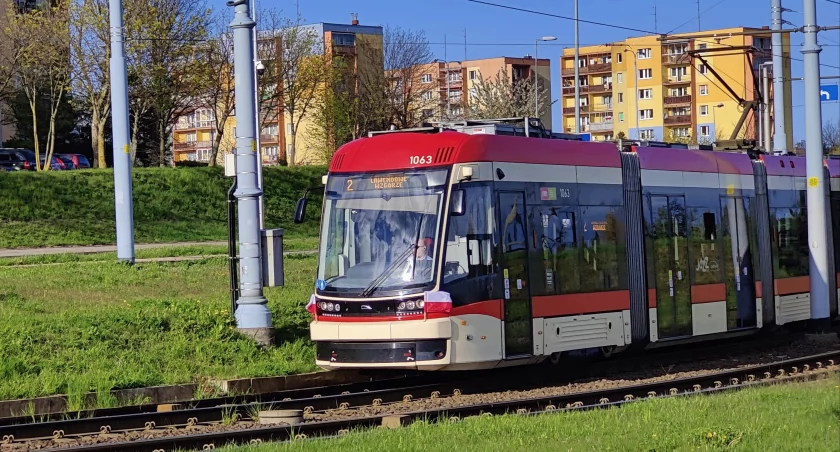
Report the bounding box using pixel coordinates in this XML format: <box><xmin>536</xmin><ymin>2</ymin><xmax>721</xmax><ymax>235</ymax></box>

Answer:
<box><xmin>0</xmin><ymin>241</ymin><xmax>229</xmax><ymax>258</ymax></box>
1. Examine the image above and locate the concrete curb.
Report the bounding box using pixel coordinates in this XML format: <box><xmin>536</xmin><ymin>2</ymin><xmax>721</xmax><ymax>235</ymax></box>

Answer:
<box><xmin>0</xmin><ymin>370</ymin><xmax>379</xmax><ymax>419</ymax></box>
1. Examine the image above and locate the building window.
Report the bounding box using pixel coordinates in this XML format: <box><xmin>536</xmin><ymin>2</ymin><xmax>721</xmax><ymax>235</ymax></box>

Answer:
<box><xmin>617</xmin><ymin>73</ymin><xmax>623</xmax><ymax>83</ymax></box>
<box><xmin>700</xmin><ymin>125</ymin><xmax>710</xmax><ymax>137</ymax></box>
<box><xmin>699</xmin><ymin>64</ymin><xmax>707</xmax><ymax>74</ymax></box>
<box><xmin>640</xmin><ymin>129</ymin><xmax>654</xmax><ymax>140</ymax></box>
<box><xmin>698</xmin><ymin>43</ymin><xmax>707</xmax><ymax>50</ymax></box>
<box><xmin>286</xmin><ymin>123</ymin><xmax>292</xmax><ymax>134</ymax></box>
<box><xmin>421</xmin><ymin>74</ymin><xmax>432</xmax><ymax>83</ymax></box>
<box><xmin>619</xmin><ymin>112</ymin><xmax>624</xmax><ymax>122</ymax></box>
<box><xmin>639</xmin><ymin>88</ymin><xmax>653</xmax><ymax>100</ymax></box>
<box><xmin>639</xmin><ymin>109</ymin><xmax>654</xmax><ymax>120</ymax></box>
<box><xmin>196</xmin><ymin>149</ymin><xmax>211</xmax><ymax>162</ymax></box>
<box><xmin>468</xmin><ymin>70</ymin><xmax>477</xmax><ymax>80</ymax></box>
<box><xmin>637</xmin><ymin>48</ymin><xmax>651</xmax><ymax>59</ymax></box>
<box><xmin>332</xmin><ymin>33</ymin><xmax>355</xmax><ymax>46</ymax></box>
<box><xmin>700</xmin><ymin>105</ymin><xmax>708</xmax><ymax>116</ymax></box>
<box><xmin>673</xmin><ymin>127</ymin><xmax>690</xmax><ymax>137</ymax></box>
<box><xmin>639</xmin><ymin>68</ymin><xmax>652</xmax><ymax>79</ymax></box>
<box><xmin>616</xmin><ymin>53</ymin><xmax>623</xmax><ymax>63</ymax></box>
<box><xmin>699</xmin><ymin>85</ymin><xmax>708</xmax><ymax>95</ymax></box>
<box><xmin>670</xmin><ymin>67</ymin><xmax>687</xmax><ymax>78</ymax></box>
<box><xmin>263</xmin><ymin>146</ymin><xmax>278</xmax><ymax>157</ymax></box>
<box><xmin>618</xmin><ymin>93</ymin><xmax>624</xmax><ymax>103</ymax></box>
<box><xmin>422</xmin><ymin>90</ymin><xmax>433</xmax><ymax>100</ymax></box>
<box><xmin>422</xmin><ymin>109</ymin><xmax>434</xmax><ymax>118</ymax></box>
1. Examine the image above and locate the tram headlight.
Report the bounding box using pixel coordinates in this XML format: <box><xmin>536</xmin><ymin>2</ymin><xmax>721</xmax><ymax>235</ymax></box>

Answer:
<box><xmin>397</xmin><ymin>302</ymin><xmax>406</xmax><ymax>310</ymax></box>
<box><xmin>326</xmin><ymin>302</ymin><xmax>334</xmax><ymax>311</ymax></box>
<box><xmin>417</xmin><ymin>300</ymin><xmax>424</xmax><ymax>309</ymax></box>
<box><xmin>406</xmin><ymin>301</ymin><xmax>416</xmax><ymax>310</ymax></box>
<box><xmin>318</xmin><ymin>301</ymin><xmax>327</xmax><ymax>310</ymax></box>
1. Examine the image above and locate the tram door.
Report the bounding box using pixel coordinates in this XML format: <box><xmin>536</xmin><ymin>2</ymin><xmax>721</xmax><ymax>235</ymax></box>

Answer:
<box><xmin>650</xmin><ymin>195</ymin><xmax>692</xmax><ymax>339</ymax></box>
<box><xmin>496</xmin><ymin>191</ymin><xmax>533</xmax><ymax>358</ymax></box>
<box><xmin>721</xmin><ymin>196</ymin><xmax>757</xmax><ymax>329</ymax></box>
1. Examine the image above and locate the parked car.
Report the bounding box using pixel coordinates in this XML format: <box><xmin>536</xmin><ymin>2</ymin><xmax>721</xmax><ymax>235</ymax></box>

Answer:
<box><xmin>39</xmin><ymin>155</ymin><xmax>64</xmax><ymax>170</ymax></box>
<box><xmin>0</xmin><ymin>149</ymin><xmax>37</xmax><ymax>171</ymax></box>
<box><xmin>59</xmin><ymin>153</ymin><xmax>91</xmax><ymax>169</ymax></box>
<box><xmin>55</xmin><ymin>154</ymin><xmax>77</xmax><ymax>170</ymax></box>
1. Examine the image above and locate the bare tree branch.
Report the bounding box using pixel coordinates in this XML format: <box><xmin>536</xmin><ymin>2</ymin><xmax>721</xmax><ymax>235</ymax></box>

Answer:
<box><xmin>467</xmin><ymin>66</ymin><xmax>549</xmax><ymax>120</ymax></box>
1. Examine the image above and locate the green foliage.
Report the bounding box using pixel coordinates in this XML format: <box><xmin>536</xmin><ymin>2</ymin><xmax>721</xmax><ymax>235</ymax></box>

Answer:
<box><xmin>0</xmin><ymin>166</ymin><xmax>325</xmax><ymax>247</ymax></box>
<box><xmin>0</xmin><ymin>255</ymin><xmax>320</xmax><ymax>401</ymax></box>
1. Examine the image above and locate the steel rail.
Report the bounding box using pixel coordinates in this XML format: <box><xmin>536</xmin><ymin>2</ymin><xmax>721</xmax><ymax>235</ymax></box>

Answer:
<box><xmin>34</xmin><ymin>349</ymin><xmax>839</xmax><ymax>452</ymax></box>
<box><xmin>0</xmin><ymin>331</ymin><xmax>814</xmax><ymax>444</ymax></box>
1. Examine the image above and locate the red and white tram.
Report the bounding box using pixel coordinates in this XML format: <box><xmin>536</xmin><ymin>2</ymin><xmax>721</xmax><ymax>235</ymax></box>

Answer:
<box><xmin>294</xmin><ymin>118</ymin><xmax>840</xmax><ymax>371</ymax></box>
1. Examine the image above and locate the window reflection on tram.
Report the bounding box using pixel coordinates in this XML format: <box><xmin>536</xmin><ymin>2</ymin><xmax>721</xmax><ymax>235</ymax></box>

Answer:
<box><xmin>316</xmin><ymin>169</ymin><xmax>448</xmax><ymax>296</ymax></box>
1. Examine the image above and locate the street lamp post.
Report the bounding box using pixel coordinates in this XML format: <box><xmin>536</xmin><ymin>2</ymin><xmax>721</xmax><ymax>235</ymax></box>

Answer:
<box><xmin>535</xmin><ymin>36</ymin><xmax>556</xmax><ymax>120</ymax></box>
<box><xmin>573</xmin><ymin>0</ymin><xmax>580</xmax><ymax>132</ymax></box>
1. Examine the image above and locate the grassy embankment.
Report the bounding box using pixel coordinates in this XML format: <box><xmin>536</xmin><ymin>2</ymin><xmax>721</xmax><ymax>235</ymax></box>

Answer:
<box><xmin>0</xmin><ymin>166</ymin><xmax>326</xmax><ymax>250</ymax></box>
<box><xmin>0</xmin><ymin>255</ymin><xmax>320</xmax><ymax>405</ymax></box>
<box><xmin>231</xmin><ymin>375</ymin><xmax>840</xmax><ymax>452</ymax></box>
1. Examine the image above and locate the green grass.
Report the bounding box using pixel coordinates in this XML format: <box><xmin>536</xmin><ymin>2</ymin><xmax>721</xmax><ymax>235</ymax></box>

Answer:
<box><xmin>0</xmin><ymin>240</ymin><xmax>319</xmax><ymax>267</ymax></box>
<box><xmin>0</xmin><ymin>166</ymin><xmax>325</xmax><ymax>249</ymax></box>
<box><xmin>0</xmin><ymin>254</ymin><xmax>319</xmax><ymax>404</ymax></box>
<box><xmin>230</xmin><ymin>375</ymin><xmax>840</xmax><ymax>452</ymax></box>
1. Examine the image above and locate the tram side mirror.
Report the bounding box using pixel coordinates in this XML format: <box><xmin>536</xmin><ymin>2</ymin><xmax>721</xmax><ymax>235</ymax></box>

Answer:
<box><xmin>450</xmin><ymin>189</ymin><xmax>465</xmax><ymax>216</ymax></box>
<box><xmin>294</xmin><ymin>197</ymin><xmax>308</xmax><ymax>224</ymax></box>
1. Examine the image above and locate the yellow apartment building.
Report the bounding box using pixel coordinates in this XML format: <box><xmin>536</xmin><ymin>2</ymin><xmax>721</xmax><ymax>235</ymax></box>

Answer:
<box><xmin>560</xmin><ymin>26</ymin><xmax>792</xmax><ymax>150</ymax></box>
<box><xmin>401</xmin><ymin>56</ymin><xmax>552</xmax><ymax>126</ymax></box>
<box><xmin>172</xmin><ymin>16</ymin><xmax>383</xmax><ymax>165</ymax></box>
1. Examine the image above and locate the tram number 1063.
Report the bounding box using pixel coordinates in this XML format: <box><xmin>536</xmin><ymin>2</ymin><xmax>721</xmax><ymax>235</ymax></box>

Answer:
<box><xmin>409</xmin><ymin>155</ymin><xmax>434</xmax><ymax>165</ymax></box>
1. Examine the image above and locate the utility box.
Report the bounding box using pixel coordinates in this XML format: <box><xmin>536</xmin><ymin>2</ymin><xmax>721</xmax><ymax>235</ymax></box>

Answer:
<box><xmin>224</xmin><ymin>153</ymin><xmax>236</xmax><ymax>177</ymax></box>
<box><xmin>261</xmin><ymin>228</ymin><xmax>284</xmax><ymax>287</ymax></box>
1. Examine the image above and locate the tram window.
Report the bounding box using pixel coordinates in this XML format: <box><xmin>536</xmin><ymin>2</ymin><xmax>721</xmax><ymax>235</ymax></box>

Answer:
<box><xmin>579</xmin><ymin>206</ymin><xmax>623</xmax><ymax>292</ymax></box>
<box><xmin>770</xmin><ymin>208</ymin><xmax>809</xmax><ymax>278</ymax></box>
<box><xmin>443</xmin><ymin>185</ymin><xmax>494</xmax><ymax>284</ymax></box>
<box><xmin>689</xmin><ymin>208</ymin><xmax>721</xmax><ymax>285</ymax></box>
<box><xmin>537</xmin><ymin>208</ymin><xmax>579</xmax><ymax>294</ymax></box>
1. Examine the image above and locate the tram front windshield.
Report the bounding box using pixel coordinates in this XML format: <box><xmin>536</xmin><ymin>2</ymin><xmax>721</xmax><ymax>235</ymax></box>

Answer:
<box><xmin>316</xmin><ymin>168</ymin><xmax>448</xmax><ymax>296</ymax></box>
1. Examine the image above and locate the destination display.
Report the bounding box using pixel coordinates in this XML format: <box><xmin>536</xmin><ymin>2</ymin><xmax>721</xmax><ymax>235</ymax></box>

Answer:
<box><xmin>340</xmin><ymin>173</ymin><xmax>428</xmax><ymax>192</ymax></box>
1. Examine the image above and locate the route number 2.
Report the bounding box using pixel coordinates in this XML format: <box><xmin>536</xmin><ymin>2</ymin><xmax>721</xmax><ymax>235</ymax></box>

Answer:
<box><xmin>409</xmin><ymin>155</ymin><xmax>433</xmax><ymax>165</ymax></box>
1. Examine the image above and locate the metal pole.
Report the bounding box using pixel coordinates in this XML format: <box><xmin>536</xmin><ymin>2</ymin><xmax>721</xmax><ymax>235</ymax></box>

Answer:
<box><xmin>573</xmin><ymin>0</ymin><xmax>580</xmax><ymax>133</ymax></box>
<box><xmin>758</xmin><ymin>103</ymin><xmax>763</xmax><ymax>149</ymax></box>
<box><xmin>762</xmin><ymin>64</ymin><xmax>771</xmax><ymax>152</ymax></box>
<box><xmin>771</xmin><ymin>0</ymin><xmax>788</xmax><ymax>153</ymax></box>
<box><xmin>535</xmin><ymin>39</ymin><xmax>539</xmax><ymax>119</ymax></box>
<box><xmin>801</xmin><ymin>0</ymin><xmax>831</xmax><ymax>332</ymax></box>
<box><xmin>446</xmin><ymin>62</ymin><xmax>451</xmax><ymax>118</ymax></box>
<box><xmin>633</xmin><ymin>52</ymin><xmax>639</xmax><ymax>140</ymax></box>
<box><xmin>228</xmin><ymin>0</ymin><xmax>274</xmax><ymax>345</ymax></box>
<box><xmin>108</xmin><ymin>0</ymin><xmax>135</xmax><ymax>264</ymax></box>
<box><xmin>251</xmin><ymin>0</ymin><xmax>264</xmax><ymax>229</ymax></box>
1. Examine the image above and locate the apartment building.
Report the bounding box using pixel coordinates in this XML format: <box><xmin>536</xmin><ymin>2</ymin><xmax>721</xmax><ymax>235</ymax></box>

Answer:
<box><xmin>560</xmin><ymin>26</ymin><xmax>792</xmax><ymax>150</ymax></box>
<box><xmin>403</xmin><ymin>56</ymin><xmax>552</xmax><ymax>126</ymax></box>
<box><xmin>172</xmin><ymin>15</ymin><xmax>383</xmax><ymax>165</ymax></box>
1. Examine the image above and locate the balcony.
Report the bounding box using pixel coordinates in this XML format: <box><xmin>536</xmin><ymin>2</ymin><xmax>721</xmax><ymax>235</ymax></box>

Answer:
<box><xmin>589</xmin><ymin>83</ymin><xmax>613</xmax><ymax>93</ymax></box>
<box><xmin>175</xmin><ymin>120</ymin><xmax>214</xmax><ymax>130</ymax></box>
<box><xmin>591</xmin><ymin>103</ymin><xmax>613</xmax><ymax>112</ymax></box>
<box><xmin>174</xmin><ymin>141</ymin><xmax>212</xmax><ymax>151</ymax></box>
<box><xmin>664</xmin><ymin>94</ymin><xmax>692</xmax><ymax>106</ymax></box>
<box><xmin>664</xmin><ymin>115</ymin><xmax>691</xmax><ymax>126</ymax></box>
<box><xmin>589</xmin><ymin>121</ymin><xmax>614</xmax><ymax>132</ymax></box>
<box><xmin>260</xmin><ymin>134</ymin><xmax>279</xmax><ymax>143</ymax></box>
<box><xmin>587</xmin><ymin>63</ymin><xmax>612</xmax><ymax>74</ymax></box>
<box><xmin>332</xmin><ymin>44</ymin><xmax>356</xmax><ymax>55</ymax></box>
<box><xmin>661</xmin><ymin>53</ymin><xmax>691</xmax><ymax>65</ymax></box>
<box><xmin>562</xmin><ymin>85</ymin><xmax>590</xmax><ymax>96</ymax></box>
<box><xmin>562</xmin><ymin>105</ymin><xmax>590</xmax><ymax>115</ymax></box>
<box><xmin>663</xmin><ymin>76</ymin><xmax>690</xmax><ymax>85</ymax></box>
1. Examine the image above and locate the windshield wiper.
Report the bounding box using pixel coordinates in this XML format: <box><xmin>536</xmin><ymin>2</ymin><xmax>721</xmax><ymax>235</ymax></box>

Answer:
<box><xmin>359</xmin><ymin>244</ymin><xmax>419</xmax><ymax>297</ymax></box>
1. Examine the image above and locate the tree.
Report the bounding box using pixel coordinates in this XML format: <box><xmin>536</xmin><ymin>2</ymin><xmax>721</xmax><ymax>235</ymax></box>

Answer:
<box><xmin>377</xmin><ymin>26</ymin><xmax>434</xmax><ymax>128</ymax></box>
<box><xmin>822</xmin><ymin>119</ymin><xmax>840</xmax><ymax>154</ymax></box>
<box><xmin>0</xmin><ymin>0</ymin><xmax>72</xmax><ymax>171</ymax></box>
<box><xmin>193</xmin><ymin>11</ymin><xmax>235</xmax><ymax>166</ymax></box>
<box><xmin>272</xmin><ymin>15</ymin><xmax>329</xmax><ymax>166</ymax></box>
<box><xmin>467</xmin><ymin>66</ymin><xmax>549</xmax><ymax>120</ymax></box>
<box><xmin>125</xmin><ymin>0</ymin><xmax>210</xmax><ymax>166</ymax></box>
<box><xmin>69</xmin><ymin>0</ymin><xmax>111</xmax><ymax>168</ymax></box>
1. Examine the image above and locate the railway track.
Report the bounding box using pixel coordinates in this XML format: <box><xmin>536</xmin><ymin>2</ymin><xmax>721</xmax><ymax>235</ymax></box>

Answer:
<box><xmin>0</xmin><ymin>332</ymin><xmax>834</xmax><ymax>451</ymax></box>
<box><xmin>24</xmin><ymin>349</ymin><xmax>839</xmax><ymax>452</ymax></box>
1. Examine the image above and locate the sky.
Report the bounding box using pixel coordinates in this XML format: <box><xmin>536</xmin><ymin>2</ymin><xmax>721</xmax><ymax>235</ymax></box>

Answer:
<box><xmin>262</xmin><ymin>0</ymin><xmax>840</xmax><ymax>143</ymax></box>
